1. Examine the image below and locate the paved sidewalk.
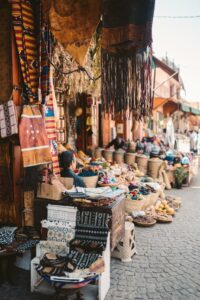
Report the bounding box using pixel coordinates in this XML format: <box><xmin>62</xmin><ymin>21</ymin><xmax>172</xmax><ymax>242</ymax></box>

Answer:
<box><xmin>106</xmin><ymin>174</ymin><xmax>200</xmax><ymax>300</ymax></box>
<box><xmin>0</xmin><ymin>174</ymin><xmax>200</xmax><ymax>300</ymax></box>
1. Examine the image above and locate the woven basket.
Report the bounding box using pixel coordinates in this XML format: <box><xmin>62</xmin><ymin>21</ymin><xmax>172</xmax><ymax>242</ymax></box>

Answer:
<box><xmin>81</xmin><ymin>175</ymin><xmax>99</xmax><ymax>188</ymax></box>
<box><xmin>125</xmin><ymin>194</ymin><xmax>151</xmax><ymax>213</ymax></box>
<box><xmin>102</xmin><ymin>149</ymin><xmax>114</xmax><ymax>163</ymax></box>
<box><xmin>94</xmin><ymin>148</ymin><xmax>103</xmax><ymax>159</ymax></box>
<box><xmin>135</xmin><ymin>155</ymin><xmax>148</xmax><ymax>175</ymax></box>
<box><xmin>148</xmin><ymin>158</ymin><xmax>163</xmax><ymax>179</ymax></box>
<box><xmin>114</xmin><ymin>150</ymin><xmax>125</xmax><ymax>164</ymax></box>
<box><xmin>125</xmin><ymin>153</ymin><xmax>136</xmax><ymax>165</ymax></box>
<box><xmin>149</xmin><ymin>191</ymin><xmax>160</xmax><ymax>203</ymax></box>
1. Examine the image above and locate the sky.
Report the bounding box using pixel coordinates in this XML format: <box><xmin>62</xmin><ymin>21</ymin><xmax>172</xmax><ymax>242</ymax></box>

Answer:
<box><xmin>153</xmin><ymin>0</ymin><xmax>200</xmax><ymax>102</ymax></box>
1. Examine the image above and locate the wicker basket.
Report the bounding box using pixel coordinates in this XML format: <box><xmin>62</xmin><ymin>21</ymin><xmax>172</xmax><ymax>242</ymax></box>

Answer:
<box><xmin>149</xmin><ymin>191</ymin><xmax>160</xmax><ymax>203</ymax></box>
<box><xmin>81</xmin><ymin>175</ymin><xmax>99</xmax><ymax>188</ymax></box>
<box><xmin>125</xmin><ymin>194</ymin><xmax>151</xmax><ymax>213</ymax></box>
<box><xmin>102</xmin><ymin>149</ymin><xmax>114</xmax><ymax>163</ymax></box>
<box><xmin>135</xmin><ymin>155</ymin><xmax>148</xmax><ymax>175</ymax></box>
<box><xmin>125</xmin><ymin>152</ymin><xmax>136</xmax><ymax>165</ymax></box>
<box><xmin>148</xmin><ymin>158</ymin><xmax>163</xmax><ymax>179</ymax></box>
<box><xmin>94</xmin><ymin>148</ymin><xmax>103</xmax><ymax>159</ymax></box>
<box><xmin>114</xmin><ymin>150</ymin><xmax>125</xmax><ymax>164</ymax></box>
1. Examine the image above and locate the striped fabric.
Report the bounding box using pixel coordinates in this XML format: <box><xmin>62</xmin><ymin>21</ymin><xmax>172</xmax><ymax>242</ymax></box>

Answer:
<box><xmin>19</xmin><ymin>105</ymin><xmax>52</xmax><ymax>167</ymax></box>
<box><xmin>45</xmin><ymin>94</ymin><xmax>60</xmax><ymax>175</ymax></box>
<box><xmin>10</xmin><ymin>0</ymin><xmax>38</xmax><ymax>103</ymax></box>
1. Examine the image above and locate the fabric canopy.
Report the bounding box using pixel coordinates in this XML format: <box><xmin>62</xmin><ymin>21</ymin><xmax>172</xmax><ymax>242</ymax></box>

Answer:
<box><xmin>42</xmin><ymin>0</ymin><xmax>101</xmax><ymax>65</ymax></box>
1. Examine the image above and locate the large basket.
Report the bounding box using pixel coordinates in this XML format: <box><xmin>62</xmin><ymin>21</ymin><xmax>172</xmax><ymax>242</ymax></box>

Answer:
<box><xmin>135</xmin><ymin>155</ymin><xmax>148</xmax><ymax>175</ymax></box>
<box><xmin>81</xmin><ymin>175</ymin><xmax>99</xmax><ymax>188</ymax></box>
<box><xmin>148</xmin><ymin>158</ymin><xmax>163</xmax><ymax>179</ymax></box>
<box><xmin>94</xmin><ymin>148</ymin><xmax>103</xmax><ymax>159</ymax></box>
<box><xmin>125</xmin><ymin>194</ymin><xmax>151</xmax><ymax>213</ymax></box>
<box><xmin>114</xmin><ymin>150</ymin><xmax>125</xmax><ymax>164</ymax></box>
<box><xmin>125</xmin><ymin>153</ymin><xmax>136</xmax><ymax>165</ymax></box>
<box><xmin>102</xmin><ymin>149</ymin><xmax>114</xmax><ymax>163</ymax></box>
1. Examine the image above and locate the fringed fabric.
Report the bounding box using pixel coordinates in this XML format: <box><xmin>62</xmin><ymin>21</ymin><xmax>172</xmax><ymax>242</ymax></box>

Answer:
<box><xmin>101</xmin><ymin>47</ymin><xmax>153</xmax><ymax>117</ymax></box>
<box><xmin>101</xmin><ymin>0</ymin><xmax>155</xmax><ymax>118</ymax></box>
<box><xmin>10</xmin><ymin>0</ymin><xmax>38</xmax><ymax>104</ymax></box>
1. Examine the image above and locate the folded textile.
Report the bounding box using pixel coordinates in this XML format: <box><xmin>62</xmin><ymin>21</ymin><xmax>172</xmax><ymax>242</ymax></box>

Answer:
<box><xmin>0</xmin><ymin>100</ymin><xmax>18</xmax><ymax>138</ymax></box>
<box><xmin>66</xmin><ymin>186</ymin><xmax>125</xmax><ymax>199</ymax></box>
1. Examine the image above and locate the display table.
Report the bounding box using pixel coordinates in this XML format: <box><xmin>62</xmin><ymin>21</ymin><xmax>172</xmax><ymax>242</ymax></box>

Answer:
<box><xmin>34</xmin><ymin>195</ymin><xmax>125</xmax><ymax>252</ymax></box>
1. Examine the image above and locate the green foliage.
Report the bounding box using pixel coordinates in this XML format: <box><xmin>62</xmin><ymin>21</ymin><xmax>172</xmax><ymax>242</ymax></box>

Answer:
<box><xmin>174</xmin><ymin>167</ymin><xmax>188</xmax><ymax>184</ymax></box>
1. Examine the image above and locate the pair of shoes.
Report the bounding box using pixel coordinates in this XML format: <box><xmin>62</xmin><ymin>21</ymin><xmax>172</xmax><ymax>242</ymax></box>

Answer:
<box><xmin>145</xmin><ymin>184</ymin><xmax>156</xmax><ymax>193</ymax></box>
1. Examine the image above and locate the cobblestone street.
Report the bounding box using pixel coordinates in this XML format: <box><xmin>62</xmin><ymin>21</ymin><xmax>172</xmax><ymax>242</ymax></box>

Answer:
<box><xmin>1</xmin><ymin>174</ymin><xmax>200</xmax><ymax>300</ymax></box>
<box><xmin>106</xmin><ymin>173</ymin><xmax>200</xmax><ymax>300</ymax></box>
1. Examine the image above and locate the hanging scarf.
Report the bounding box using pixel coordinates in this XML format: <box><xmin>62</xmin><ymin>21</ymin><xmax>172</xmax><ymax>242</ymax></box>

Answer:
<box><xmin>10</xmin><ymin>0</ymin><xmax>38</xmax><ymax>103</ymax></box>
<box><xmin>101</xmin><ymin>0</ymin><xmax>155</xmax><ymax>118</ymax></box>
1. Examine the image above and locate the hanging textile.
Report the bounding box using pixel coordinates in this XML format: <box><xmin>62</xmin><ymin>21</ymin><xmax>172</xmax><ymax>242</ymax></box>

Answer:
<box><xmin>101</xmin><ymin>0</ymin><xmax>155</xmax><ymax>118</ymax></box>
<box><xmin>45</xmin><ymin>93</ymin><xmax>60</xmax><ymax>176</ymax></box>
<box><xmin>19</xmin><ymin>105</ymin><xmax>52</xmax><ymax>167</ymax></box>
<box><xmin>10</xmin><ymin>0</ymin><xmax>38</xmax><ymax>103</ymax></box>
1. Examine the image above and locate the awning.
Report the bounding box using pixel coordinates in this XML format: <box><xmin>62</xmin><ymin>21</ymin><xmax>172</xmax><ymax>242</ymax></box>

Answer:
<box><xmin>181</xmin><ymin>104</ymin><xmax>190</xmax><ymax>113</ymax></box>
<box><xmin>190</xmin><ymin>108</ymin><xmax>200</xmax><ymax>115</ymax></box>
